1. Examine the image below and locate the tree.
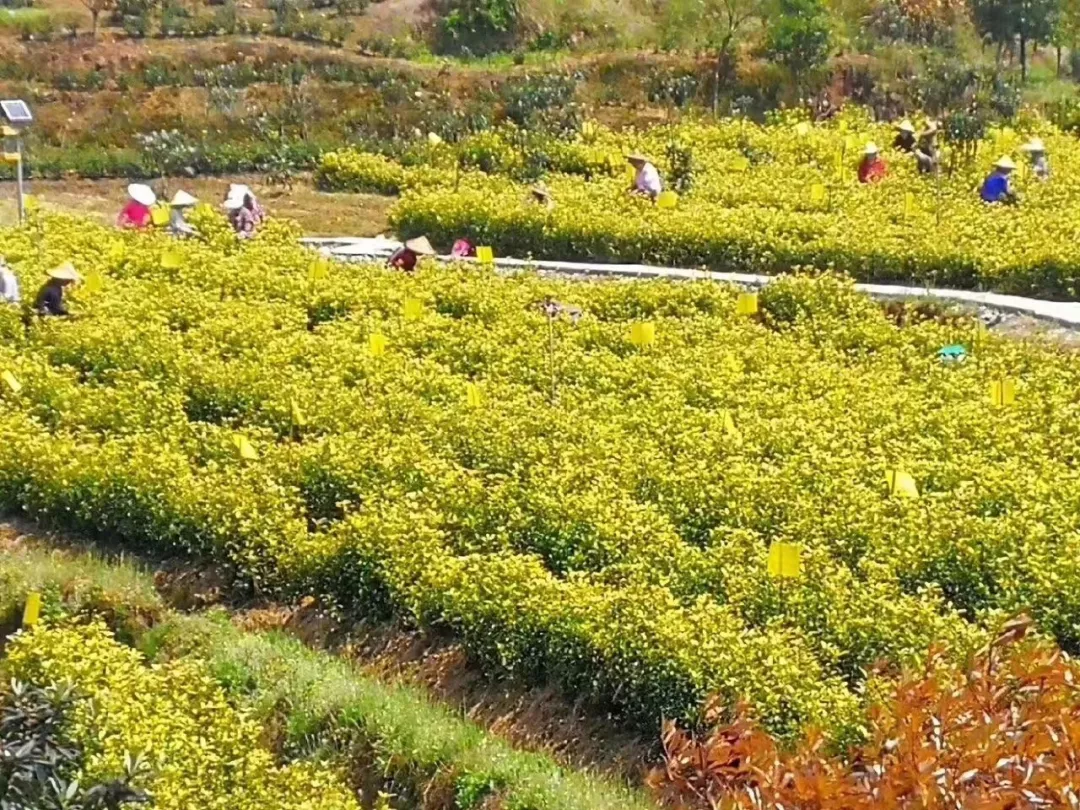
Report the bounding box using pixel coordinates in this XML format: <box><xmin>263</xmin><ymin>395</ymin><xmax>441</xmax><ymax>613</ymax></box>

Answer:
<box><xmin>660</xmin><ymin>0</ymin><xmax>762</xmax><ymax>112</ymax></box>
<box><xmin>81</xmin><ymin>0</ymin><xmax>115</xmax><ymax>36</ymax></box>
<box><xmin>972</xmin><ymin>0</ymin><xmax>1061</xmax><ymax>81</ymax></box>
<box><xmin>763</xmin><ymin>0</ymin><xmax>831</xmax><ymax>86</ymax></box>
<box><xmin>1053</xmin><ymin>0</ymin><xmax>1080</xmax><ymax>74</ymax></box>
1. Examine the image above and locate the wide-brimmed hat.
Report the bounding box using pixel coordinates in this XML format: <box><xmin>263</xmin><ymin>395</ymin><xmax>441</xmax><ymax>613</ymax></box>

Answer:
<box><xmin>127</xmin><ymin>183</ymin><xmax>156</xmax><ymax>207</ymax></box>
<box><xmin>626</xmin><ymin>153</ymin><xmax>649</xmax><ymax>164</ymax></box>
<box><xmin>404</xmin><ymin>236</ymin><xmax>435</xmax><ymax>256</ymax></box>
<box><xmin>863</xmin><ymin>142</ymin><xmax>880</xmax><ymax>155</ymax></box>
<box><xmin>170</xmin><ymin>190</ymin><xmax>197</xmax><ymax>207</ymax></box>
<box><xmin>994</xmin><ymin>155</ymin><xmax>1017</xmax><ymax>170</ymax></box>
<box><xmin>1020</xmin><ymin>137</ymin><xmax>1046</xmax><ymax>153</ymax></box>
<box><xmin>47</xmin><ymin>262</ymin><xmax>81</xmax><ymax>282</ymax></box>
<box><xmin>530</xmin><ymin>184</ymin><xmax>551</xmax><ymax>201</ymax></box>
<box><xmin>897</xmin><ymin>120</ymin><xmax>915</xmax><ymax>133</ymax></box>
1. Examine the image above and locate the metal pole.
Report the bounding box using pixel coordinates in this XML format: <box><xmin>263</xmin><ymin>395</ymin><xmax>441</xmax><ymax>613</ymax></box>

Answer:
<box><xmin>15</xmin><ymin>137</ymin><xmax>24</xmax><ymax>225</ymax></box>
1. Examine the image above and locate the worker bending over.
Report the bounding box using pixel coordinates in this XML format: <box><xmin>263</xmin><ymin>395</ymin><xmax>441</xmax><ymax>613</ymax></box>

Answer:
<box><xmin>627</xmin><ymin>154</ymin><xmax>662</xmax><ymax>201</ymax></box>
<box><xmin>980</xmin><ymin>156</ymin><xmax>1017</xmax><ymax>204</ymax></box>
<box><xmin>858</xmin><ymin>143</ymin><xmax>886</xmax><ymax>183</ymax></box>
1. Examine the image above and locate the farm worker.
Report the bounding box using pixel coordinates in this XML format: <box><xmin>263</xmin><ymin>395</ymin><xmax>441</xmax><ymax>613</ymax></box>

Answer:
<box><xmin>0</xmin><ymin>257</ymin><xmax>19</xmax><ymax>305</ymax></box>
<box><xmin>168</xmin><ymin>190</ymin><xmax>199</xmax><ymax>238</ymax></box>
<box><xmin>1020</xmin><ymin>138</ymin><xmax>1050</xmax><ymax>181</ymax></box>
<box><xmin>530</xmin><ymin>184</ymin><xmax>555</xmax><ymax>209</ymax></box>
<box><xmin>857</xmin><ymin>143</ymin><xmax>887</xmax><ymax>184</ymax></box>
<box><xmin>627</xmin><ymin>153</ymin><xmax>662</xmax><ymax>201</ymax></box>
<box><xmin>389</xmin><ymin>236</ymin><xmax>435</xmax><ymax>274</ymax></box>
<box><xmin>451</xmin><ymin>238</ymin><xmax>474</xmax><ymax>258</ymax></box>
<box><xmin>980</xmin><ymin>156</ymin><xmax>1017</xmax><ymax>204</ymax></box>
<box><xmin>116</xmin><ymin>183</ymin><xmax>156</xmax><ymax>230</ymax></box>
<box><xmin>914</xmin><ymin>123</ymin><xmax>940</xmax><ymax>175</ymax></box>
<box><xmin>34</xmin><ymin>262</ymin><xmax>80</xmax><ymax>318</ymax></box>
<box><xmin>893</xmin><ymin>120</ymin><xmax>917</xmax><ymax>152</ymax></box>
<box><xmin>224</xmin><ymin>185</ymin><xmax>263</xmax><ymax>239</ymax></box>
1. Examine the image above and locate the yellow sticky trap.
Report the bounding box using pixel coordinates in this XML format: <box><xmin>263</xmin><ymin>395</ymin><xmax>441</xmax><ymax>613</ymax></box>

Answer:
<box><xmin>160</xmin><ymin>248</ymin><xmax>183</xmax><ymax>270</ymax></box>
<box><xmin>233</xmin><ymin>434</ymin><xmax>259</xmax><ymax>461</ymax></box>
<box><xmin>731</xmin><ymin>156</ymin><xmax>750</xmax><ymax>172</ymax></box>
<box><xmin>735</xmin><ymin>292</ymin><xmax>759</xmax><ymax>316</ymax></box>
<box><xmin>476</xmin><ymin>246</ymin><xmax>494</xmax><ymax>265</ymax></box>
<box><xmin>1</xmin><ymin>152</ymin><xmax>19</xmax><ymax>165</ymax></box>
<box><xmin>108</xmin><ymin>243</ymin><xmax>126</xmax><ymax>264</ymax></box>
<box><xmin>22</xmin><ymin>592</ymin><xmax>41</xmax><ymax>628</ymax></box>
<box><xmin>2</xmin><ymin>370</ymin><xmax>21</xmax><ymax>394</ymax></box>
<box><xmin>369</xmin><ymin>332</ymin><xmax>387</xmax><ymax>357</ymax></box>
<box><xmin>629</xmin><ymin>322</ymin><xmax>656</xmax><ymax>347</ymax></box>
<box><xmin>427</xmin><ymin>132</ymin><xmax>443</xmax><ymax>146</ymax></box>
<box><xmin>465</xmin><ymin>382</ymin><xmax>482</xmax><ymax>408</ymax></box>
<box><xmin>885</xmin><ymin>469</ymin><xmax>919</xmax><ymax>498</ymax></box>
<box><xmin>843</xmin><ymin>135</ymin><xmax>855</xmax><ymax>153</ymax></box>
<box><xmin>838</xmin><ymin>120</ymin><xmax>849</xmax><ymax>134</ymax></box>
<box><xmin>84</xmin><ymin>270</ymin><xmax>104</xmax><ymax>294</ymax></box>
<box><xmin>795</xmin><ymin>122</ymin><xmax>810</xmax><ymax>137</ymax></box>
<box><xmin>582</xmin><ymin>120</ymin><xmax>597</xmax><ymax>140</ymax></box>
<box><xmin>626</xmin><ymin>164</ymin><xmax>637</xmax><ymax>183</ymax></box>
<box><xmin>990</xmin><ymin>377</ymin><xmax>1016</xmax><ymax>407</ymax></box>
<box><xmin>767</xmin><ymin>542</ymin><xmax>802</xmax><ymax>579</ymax></box>
<box><xmin>657</xmin><ymin>190</ymin><xmax>679</xmax><ymax>209</ymax></box>
<box><xmin>290</xmin><ymin>397</ymin><xmax>306</xmax><ymax>428</ymax></box>
<box><xmin>308</xmin><ymin>257</ymin><xmax>329</xmax><ymax>283</ymax></box>
<box><xmin>151</xmin><ymin>206</ymin><xmax>170</xmax><ymax>227</ymax></box>
<box><xmin>904</xmin><ymin>191</ymin><xmax>916</xmax><ymax>218</ymax></box>
<box><xmin>833</xmin><ymin>151</ymin><xmax>844</xmax><ymax>180</ymax></box>
<box><xmin>402</xmin><ymin>298</ymin><xmax>424</xmax><ymax>321</ymax></box>
<box><xmin>809</xmin><ymin>183</ymin><xmax>826</xmax><ymax>204</ymax></box>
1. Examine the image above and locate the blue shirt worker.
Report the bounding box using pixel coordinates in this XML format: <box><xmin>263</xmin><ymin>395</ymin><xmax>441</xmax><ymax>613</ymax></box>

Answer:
<box><xmin>980</xmin><ymin>156</ymin><xmax>1017</xmax><ymax>204</ymax></box>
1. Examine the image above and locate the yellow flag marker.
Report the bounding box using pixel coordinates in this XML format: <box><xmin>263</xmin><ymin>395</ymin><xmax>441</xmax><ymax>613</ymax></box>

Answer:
<box><xmin>736</xmin><ymin>292</ymin><xmax>759</xmax><ymax>316</ymax></box>
<box><xmin>657</xmin><ymin>190</ymin><xmax>679</xmax><ymax>209</ymax></box>
<box><xmin>476</xmin><ymin>246</ymin><xmax>494</xmax><ymax>265</ymax></box>
<box><xmin>810</xmin><ymin>183</ymin><xmax>826</xmax><ymax>204</ymax></box>
<box><xmin>233</xmin><ymin>434</ymin><xmax>259</xmax><ymax>461</ymax></box>
<box><xmin>22</xmin><ymin>592</ymin><xmax>41</xmax><ymax>628</ymax></box>
<box><xmin>629</xmin><ymin>322</ymin><xmax>656</xmax><ymax>347</ymax></box>
<box><xmin>990</xmin><ymin>377</ymin><xmax>1016</xmax><ymax>407</ymax></box>
<box><xmin>885</xmin><ymin>469</ymin><xmax>919</xmax><ymax>498</ymax></box>
<box><xmin>903</xmin><ymin>191</ymin><xmax>917</xmax><ymax>218</ymax></box>
<box><xmin>731</xmin><ymin>156</ymin><xmax>750</xmax><ymax>172</ymax></box>
<box><xmin>466</xmin><ymin>382</ymin><xmax>482</xmax><ymax>408</ymax></box>
<box><xmin>2</xmin><ymin>370</ymin><xmax>21</xmax><ymax>394</ymax></box>
<box><xmin>290</xmin><ymin>398</ymin><xmax>306</xmax><ymax>428</ymax></box>
<box><xmin>308</xmin><ymin>257</ymin><xmax>329</xmax><ymax>283</ymax></box>
<box><xmin>369</xmin><ymin>333</ymin><xmax>388</xmax><ymax>357</ymax></box>
<box><xmin>160</xmin><ymin>248</ymin><xmax>183</xmax><ymax>270</ymax></box>
<box><xmin>84</xmin><ymin>270</ymin><xmax>104</xmax><ymax>294</ymax></box>
<box><xmin>402</xmin><ymin>298</ymin><xmax>424</xmax><ymax>321</ymax></box>
<box><xmin>767</xmin><ymin>542</ymin><xmax>802</xmax><ymax>579</ymax></box>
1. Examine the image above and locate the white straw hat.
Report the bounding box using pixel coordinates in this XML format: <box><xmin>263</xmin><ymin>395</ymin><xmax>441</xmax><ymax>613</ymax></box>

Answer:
<box><xmin>994</xmin><ymin>155</ymin><xmax>1017</xmax><ymax>170</ymax></box>
<box><xmin>1020</xmin><ymin>138</ymin><xmax>1045</xmax><ymax>153</ymax></box>
<box><xmin>170</xmin><ymin>190</ymin><xmax>197</xmax><ymax>207</ymax></box>
<box><xmin>127</xmin><ymin>183</ymin><xmax>156</xmax><ymax>207</ymax></box>
<box><xmin>404</xmin><ymin>236</ymin><xmax>435</xmax><ymax>256</ymax></box>
<box><xmin>897</xmin><ymin>120</ymin><xmax>915</xmax><ymax>133</ymax></box>
<box><xmin>47</xmin><ymin>262</ymin><xmax>81</xmax><ymax>282</ymax></box>
<box><xmin>863</xmin><ymin>142</ymin><xmax>880</xmax><ymax>155</ymax></box>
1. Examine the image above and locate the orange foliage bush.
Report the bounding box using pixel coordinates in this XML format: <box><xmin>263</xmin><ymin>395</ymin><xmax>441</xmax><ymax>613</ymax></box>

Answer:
<box><xmin>651</xmin><ymin>618</ymin><xmax>1080</xmax><ymax>809</ymax></box>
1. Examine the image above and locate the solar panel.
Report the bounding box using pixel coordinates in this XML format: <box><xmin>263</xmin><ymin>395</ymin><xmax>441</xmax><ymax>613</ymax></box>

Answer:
<box><xmin>0</xmin><ymin>100</ymin><xmax>32</xmax><ymax>126</ymax></box>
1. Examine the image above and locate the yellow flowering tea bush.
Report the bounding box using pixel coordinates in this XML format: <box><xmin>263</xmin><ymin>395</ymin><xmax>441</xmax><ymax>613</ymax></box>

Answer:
<box><xmin>3</xmin><ymin>621</ymin><xmax>360</xmax><ymax>810</ymax></box>
<box><xmin>365</xmin><ymin>112</ymin><xmax>1080</xmax><ymax>298</ymax></box>
<box><xmin>5</xmin><ymin>213</ymin><xmax>1080</xmax><ymax>740</ymax></box>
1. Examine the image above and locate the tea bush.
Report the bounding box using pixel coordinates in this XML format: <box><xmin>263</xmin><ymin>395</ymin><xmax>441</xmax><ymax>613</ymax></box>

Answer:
<box><xmin>4</xmin><ymin>212</ymin><xmax>1080</xmax><ymax>740</ymax></box>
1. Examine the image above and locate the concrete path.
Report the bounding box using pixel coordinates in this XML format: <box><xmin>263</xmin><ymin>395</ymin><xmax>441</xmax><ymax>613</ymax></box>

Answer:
<box><xmin>302</xmin><ymin>238</ymin><xmax>1080</xmax><ymax>328</ymax></box>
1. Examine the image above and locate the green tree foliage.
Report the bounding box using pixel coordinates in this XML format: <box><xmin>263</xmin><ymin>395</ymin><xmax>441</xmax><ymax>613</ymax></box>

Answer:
<box><xmin>972</xmin><ymin>0</ymin><xmax>1061</xmax><ymax>80</ymax></box>
<box><xmin>763</xmin><ymin>0</ymin><xmax>831</xmax><ymax>82</ymax></box>
<box><xmin>434</xmin><ymin>0</ymin><xmax>520</xmax><ymax>55</ymax></box>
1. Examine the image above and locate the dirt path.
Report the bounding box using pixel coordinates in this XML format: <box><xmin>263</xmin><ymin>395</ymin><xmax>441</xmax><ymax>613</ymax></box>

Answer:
<box><xmin>0</xmin><ymin>174</ymin><xmax>393</xmax><ymax>237</ymax></box>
